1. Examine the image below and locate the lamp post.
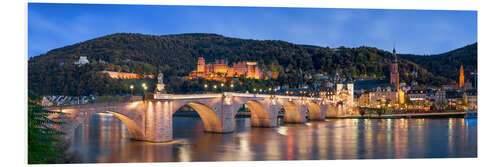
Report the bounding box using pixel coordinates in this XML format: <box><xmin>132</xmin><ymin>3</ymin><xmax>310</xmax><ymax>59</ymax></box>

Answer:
<box><xmin>220</xmin><ymin>83</ymin><xmax>224</xmax><ymax>93</ymax></box>
<box><xmin>142</xmin><ymin>83</ymin><xmax>147</xmax><ymax>95</ymax></box>
<box><xmin>130</xmin><ymin>85</ymin><xmax>134</xmax><ymax>96</ymax></box>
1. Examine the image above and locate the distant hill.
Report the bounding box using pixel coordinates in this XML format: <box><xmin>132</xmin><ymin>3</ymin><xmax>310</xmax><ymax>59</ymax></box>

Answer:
<box><xmin>399</xmin><ymin>43</ymin><xmax>477</xmax><ymax>84</ymax></box>
<box><xmin>28</xmin><ymin>33</ymin><xmax>476</xmax><ymax>96</ymax></box>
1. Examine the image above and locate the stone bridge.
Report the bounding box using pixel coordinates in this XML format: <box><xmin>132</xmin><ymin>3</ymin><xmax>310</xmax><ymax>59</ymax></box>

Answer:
<box><xmin>45</xmin><ymin>92</ymin><xmax>348</xmax><ymax>142</ymax></box>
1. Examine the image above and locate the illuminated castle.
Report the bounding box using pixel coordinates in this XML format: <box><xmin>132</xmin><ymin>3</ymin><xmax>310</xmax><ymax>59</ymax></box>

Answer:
<box><xmin>187</xmin><ymin>57</ymin><xmax>264</xmax><ymax>81</ymax></box>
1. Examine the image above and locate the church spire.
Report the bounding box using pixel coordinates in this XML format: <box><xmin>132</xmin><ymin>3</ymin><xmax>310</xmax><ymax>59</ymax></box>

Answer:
<box><xmin>392</xmin><ymin>45</ymin><xmax>397</xmax><ymax>63</ymax></box>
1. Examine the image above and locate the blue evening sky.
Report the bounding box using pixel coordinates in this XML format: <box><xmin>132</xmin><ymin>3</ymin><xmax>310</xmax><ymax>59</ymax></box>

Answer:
<box><xmin>28</xmin><ymin>3</ymin><xmax>477</xmax><ymax>58</ymax></box>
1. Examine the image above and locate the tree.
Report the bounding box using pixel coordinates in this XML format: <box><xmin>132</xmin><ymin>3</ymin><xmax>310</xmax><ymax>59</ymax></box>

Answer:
<box><xmin>359</xmin><ymin>107</ymin><xmax>366</xmax><ymax>117</ymax></box>
<box><xmin>376</xmin><ymin>108</ymin><xmax>385</xmax><ymax>117</ymax></box>
<box><xmin>28</xmin><ymin>91</ymin><xmax>66</xmax><ymax>164</ymax></box>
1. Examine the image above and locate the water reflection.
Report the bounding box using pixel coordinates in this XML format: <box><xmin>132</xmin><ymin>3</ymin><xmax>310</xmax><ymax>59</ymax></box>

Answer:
<box><xmin>69</xmin><ymin>114</ymin><xmax>477</xmax><ymax>163</ymax></box>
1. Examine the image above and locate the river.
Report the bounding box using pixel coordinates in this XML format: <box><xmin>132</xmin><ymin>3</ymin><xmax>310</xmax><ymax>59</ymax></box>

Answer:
<box><xmin>68</xmin><ymin>113</ymin><xmax>477</xmax><ymax>163</ymax></box>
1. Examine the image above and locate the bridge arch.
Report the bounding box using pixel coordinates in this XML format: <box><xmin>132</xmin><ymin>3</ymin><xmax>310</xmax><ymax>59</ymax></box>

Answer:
<box><xmin>174</xmin><ymin>102</ymin><xmax>223</xmax><ymax>132</ymax></box>
<box><xmin>243</xmin><ymin>100</ymin><xmax>271</xmax><ymax>127</ymax></box>
<box><xmin>325</xmin><ymin>104</ymin><xmax>337</xmax><ymax>118</ymax></box>
<box><xmin>282</xmin><ymin>101</ymin><xmax>304</xmax><ymax>123</ymax></box>
<box><xmin>102</xmin><ymin>111</ymin><xmax>144</xmax><ymax>140</ymax></box>
<box><xmin>307</xmin><ymin>102</ymin><xmax>323</xmax><ymax>120</ymax></box>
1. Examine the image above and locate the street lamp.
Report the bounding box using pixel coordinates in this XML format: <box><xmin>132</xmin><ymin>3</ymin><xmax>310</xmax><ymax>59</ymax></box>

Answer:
<box><xmin>130</xmin><ymin>85</ymin><xmax>134</xmax><ymax>96</ymax></box>
<box><xmin>142</xmin><ymin>83</ymin><xmax>147</xmax><ymax>95</ymax></box>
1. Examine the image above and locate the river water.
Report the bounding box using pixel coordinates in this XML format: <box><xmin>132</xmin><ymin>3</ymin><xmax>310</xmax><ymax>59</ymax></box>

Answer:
<box><xmin>68</xmin><ymin>113</ymin><xmax>477</xmax><ymax>163</ymax></box>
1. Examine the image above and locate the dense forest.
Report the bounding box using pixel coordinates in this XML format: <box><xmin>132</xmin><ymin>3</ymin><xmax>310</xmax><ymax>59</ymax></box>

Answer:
<box><xmin>28</xmin><ymin>33</ymin><xmax>477</xmax><ymax>96</ymax></box>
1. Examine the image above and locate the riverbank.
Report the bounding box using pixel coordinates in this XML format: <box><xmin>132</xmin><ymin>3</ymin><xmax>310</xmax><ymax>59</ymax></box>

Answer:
<box><xmin>329</xmin><ymin>112</ymin><xmax>469</xmax><ymax>119</ymax></box>
<box><xmin>174</xmin><ymin>111</ymin><xmax>474</xmax><ymax>119</ymax></box>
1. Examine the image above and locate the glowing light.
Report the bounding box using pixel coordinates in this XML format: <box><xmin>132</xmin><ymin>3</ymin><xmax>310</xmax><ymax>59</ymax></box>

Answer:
<box><xmin>221</xmin><ymin>83</ymin><xmax>224</xmax><ymax>87</ymax></box>
<box><xmin>230</xmin><ymin>84</ymin><xmax>234</xmax><ymax>88</ymax></box>
<box><xmin>204</xmin><ymin>84</ymin><xmax>208</xmax><ymax>88</ymax></box>
<box><xmin>130</xmin><ymin>85</ymin><xmax>134</xmax><ymax>89</ymax></box>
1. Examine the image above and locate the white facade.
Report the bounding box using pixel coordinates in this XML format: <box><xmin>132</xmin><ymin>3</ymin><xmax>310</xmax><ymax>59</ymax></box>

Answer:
<box><xmin>74</xmin><ymin>56</ymin><xmax>90</xmax><ymax>65</ymax></box>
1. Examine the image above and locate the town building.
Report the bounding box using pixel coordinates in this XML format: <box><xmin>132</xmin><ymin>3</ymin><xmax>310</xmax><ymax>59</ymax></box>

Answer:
<box><xmin>315</xmin><ymin>87</ymin><xmax>336</xmax><ymax>100</ymax></box>
<box><xmin>446</xmin><ymin>91</ymin><xmax>466</xmax><ymax>110</ymax></box>
<box><xmin>358</xmin><ymin>86</ymin><xmax>399</xmax><ymax>108</ymax></box>
<box><xmin>187</xmin><ymin>57</ymin><xmax>266</xmax><ymax>81</ymax></box>
<box><xmin>464</xmin><ymin>90</ymin><xmax>478</xmax><ymax>111</ymax></box>
<box><xmin>406</xmin><ymin>89</ymin><xmax>431</xmax><ymax>111</ymax></box>
<box><xmin>74</xmin><ymin>56</ymin><xmax>89</xmax><ymax>65</ymax></box>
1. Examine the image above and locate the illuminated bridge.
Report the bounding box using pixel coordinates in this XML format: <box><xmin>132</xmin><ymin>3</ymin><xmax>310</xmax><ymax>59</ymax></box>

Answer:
<box><xmin>45</xmin><ymin>92</ymin><xmax>349</xmax><ymax>142</ymax></box>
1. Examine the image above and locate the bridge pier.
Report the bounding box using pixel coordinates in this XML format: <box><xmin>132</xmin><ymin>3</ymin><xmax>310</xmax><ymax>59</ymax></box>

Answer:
<box><xmin>219</xmin><ymin>102</ymin><xmax>236</xmax><ymax>133</ymax></box>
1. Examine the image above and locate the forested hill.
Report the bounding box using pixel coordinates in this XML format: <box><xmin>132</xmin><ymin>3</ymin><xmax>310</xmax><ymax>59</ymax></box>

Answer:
<box><xmin>28</xmin><ymin>33</ymin><xmax>476</xmax><ymax>96</ymax></box>
<box><xmin>399</xmin><ymin>43</ymin><xmax>477</xmax><ymax>84</ymax></box>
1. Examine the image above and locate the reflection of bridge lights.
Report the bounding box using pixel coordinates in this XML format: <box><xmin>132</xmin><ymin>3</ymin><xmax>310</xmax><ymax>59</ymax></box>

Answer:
<box><xmin>276</xmin><ymin>127</ymin><xmax>288</xmax><ymax>135</ymax></box>
<box><xmin>224</xmin><ymin>96</ymin><xmax>232</xmax><ymax>105</ymax></box>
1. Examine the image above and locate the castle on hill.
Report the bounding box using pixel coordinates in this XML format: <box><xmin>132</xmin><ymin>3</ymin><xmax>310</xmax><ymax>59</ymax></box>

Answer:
<box><xmin>187</xmin><ymin>57</ymin><xmax>269</xmax><ymax>81</ymax></box>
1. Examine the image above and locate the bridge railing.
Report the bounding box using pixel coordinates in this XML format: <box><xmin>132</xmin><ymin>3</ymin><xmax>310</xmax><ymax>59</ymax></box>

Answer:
<box><xmin>44</xmin><ymin>95</ymin><xmax>143</xmax><ymax>108</ymax></box>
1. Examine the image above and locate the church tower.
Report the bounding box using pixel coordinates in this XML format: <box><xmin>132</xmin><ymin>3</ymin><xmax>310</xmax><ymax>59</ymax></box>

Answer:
<box><xmin>197</xmin><ymin>57</ymin><xmax>205</xmax><ymax>72</ymax></box>
<box><xmin>390</xmin><ymin>47</ymin><xmax>399</xmax><ymax>89</ymax></box>
<box><xmin>459</xmin><ymin>65</ymin><xmax>464</xmax><ymax>88</ymax></box>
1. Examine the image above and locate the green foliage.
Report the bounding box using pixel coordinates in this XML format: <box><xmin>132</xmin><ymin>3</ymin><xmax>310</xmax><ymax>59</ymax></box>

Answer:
<box><xmin>28</xmin><ymin>33</ymin><xmax>477</xmax><ymax>95</ymax></box>
<box><xmin>28</xmin><ymin>91</ymin><xmax>66</xmax><ymax>164</ymax></box>
<box><xmin>399</xmin><ymin>43</ymin><xmax>477</xmax><ymax>84</ymax></box>
<box><xmin>237</xmin><ymin>105</ymin><xmax>250</xmax><ymax>112</ymax></box>
<box><xmin>376</xmin><ymin>109</ymin><xmax>385</xmax><ymax>117</ymax></box>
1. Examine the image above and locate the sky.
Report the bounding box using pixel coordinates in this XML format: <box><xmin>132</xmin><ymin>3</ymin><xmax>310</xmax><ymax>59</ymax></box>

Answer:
<box><xmin>28</xmin><ymin>3</ymin><xmax>477</xmax><ymax>58</ymax></box>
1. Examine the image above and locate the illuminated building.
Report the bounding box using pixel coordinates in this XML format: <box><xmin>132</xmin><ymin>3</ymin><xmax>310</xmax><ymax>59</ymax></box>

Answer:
<box><xmin>187</xmin><ymin>57</ymin><xmax>265</xmax><ymax>81</ymax></box>
<box><xmin>390</xmin><ymin>47</ymin><xmax>399</xmax><ymax>89</ymax></box>
<box><xmin>459</xmin><ymin>65</ymin><xmax>464</xmax><ymax>88</ymax></box>
<box><xmin>361</xmin><ymin>86</ymin><xmax>399</xmax><ymax>108</ymax></box>
<box><xmin>101</xmin><ymin>71</ymin><xmax>154</xmax><ymax>79</ymax></box>
<box><xmin>74</xmin><ymin>56</ymin><xmax>89</xmax><ymax>65</ymax></box>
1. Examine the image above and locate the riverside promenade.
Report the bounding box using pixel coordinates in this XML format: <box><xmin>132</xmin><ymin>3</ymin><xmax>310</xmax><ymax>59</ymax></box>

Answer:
<box><xmin>333</xmin><ymin>112</ymin><xmax>468</xmax><ymax>119</ymax></box>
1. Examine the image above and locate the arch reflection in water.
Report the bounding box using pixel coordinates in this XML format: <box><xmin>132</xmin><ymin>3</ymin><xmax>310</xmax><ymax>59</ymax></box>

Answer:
<box><xmin>69</xmin><ymin>116</ymin><xmax>477</xmax><ymax>163</ymax></box>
